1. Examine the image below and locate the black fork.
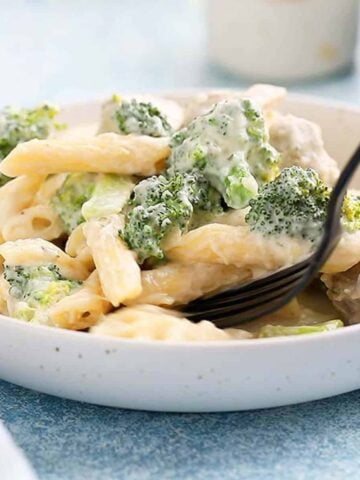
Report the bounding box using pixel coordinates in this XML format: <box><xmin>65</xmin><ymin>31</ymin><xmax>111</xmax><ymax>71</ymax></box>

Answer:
<box><xmin>183</xmin><ymin>145</ymin><xmax>360</xmax><ymax>329</ymax></box>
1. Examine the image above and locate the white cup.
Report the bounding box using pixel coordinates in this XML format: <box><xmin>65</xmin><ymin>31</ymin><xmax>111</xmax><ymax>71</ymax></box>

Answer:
<box><xmin>207</xmin><ymin>0</ymin><xmax>359</xmax><ymax>82</ymax></box>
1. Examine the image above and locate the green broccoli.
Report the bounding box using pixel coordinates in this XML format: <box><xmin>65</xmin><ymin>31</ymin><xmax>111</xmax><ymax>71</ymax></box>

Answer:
<box><xmin>0</xmin><ymin>104</ymin><xmax>62</xmax><ymax>186</ymax></box>
<box><xmin>52</xmin><ymin>173</ymin><xmax>135</xmax><ymax>234</ymax></box>
<box><xmin>51</xmin><ymin>173</ymin><xmax>96</xmax><ymax>234</ymax></box>
<box><xmin>122</xmin><ymin>171</ymin><xmax>222</xmax><ymax>263</ymax></box>
<box><xmin>81</xmin><ymin>174</ymin><xmax>134</xmax><ymax>221</ymax></box>
<box><xmin>4</xmin><ymin>264</ymin><xmax>81</xmax><ymax>321</ymax></box>
<box><xmin>168</xmin><ymin>98</ymin><xmax>279</xmax><ymax>209</ymax></box>
<box><xmin>342</xmin><ymin>192</ymin><xmax>360</xmax><ymax>232</ymax></box>
<box><xmin>245</xmin><ymin>166</ymin><xmax>331</xmax><ymax>243</ymax></box>
<box><xmin>114</xmin><ymin>98</ymin><xmax>172</xmax><ymax>137</ymax></box>
<box><xmin>258</xmin><ymin>320</ymin><xmax>343</xmax><ymax>338</ymax></box>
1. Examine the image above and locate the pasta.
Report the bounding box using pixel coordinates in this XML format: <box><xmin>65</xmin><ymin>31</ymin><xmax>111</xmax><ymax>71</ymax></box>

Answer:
<box><xmin>128</xmin><ymin>262</ymin><xmax>251</xmax><ymax>306</ymax></box>
<box><xmin>0</xmin><ymin>84</ymin><xmax>354</xmax><ymax>341</ymax></box>
<box><xmin>0</xmin><ymin>175</ymin><xmax>45</xmax><ymax>235</ymax></box>
<box><xmin>47</xmin><ymin>271</ymin><xmax>111</xmax><ymax>330</ymax></box>
<box><xmin>0</xmin><ymin>238</ymin><xmax>90</xmax><ymax>281</ymax></box>
<box><xmin>65</xmin><ymin>224</ymin><xmax>95</xmax><ymax>271</ymax></box>
<box><xmin>322</xmin><ymin>230</ymin><xmax>360</xmax><ymax>274</ymax></box>
<box><xmin>0</xmin><ymin>133</ymin><xmax>170</xmax><ymax>177</ymax></box>
<box><xmin>165</xmin><ymin>224</ymin><xmax>311</xmax><ymax>273</ymax></box>
<box><xmin>83</xmin><ymin>215</ymin><xmax>142</xmax><ymax>306</ymax></box>
<box><xmin>2</xmin><ymin>204</ymin><xmax>63</xmax><ymax>241</ymax></box>
<box><xmin>32</xmin><ymin>173</ymin><xmax>67</xmax><ymax>205</ymax></box>
<box><xmin>91</xmin><ymin>304</ymin><xmax>252</xmax><ymax>341</ymax></box>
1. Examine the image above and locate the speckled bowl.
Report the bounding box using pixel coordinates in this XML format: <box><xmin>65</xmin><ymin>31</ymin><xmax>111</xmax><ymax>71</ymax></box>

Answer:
<box><xmin>0</xmin><ymin>93</ymin><xmax>359</xmax><ymax>412</ymax></box>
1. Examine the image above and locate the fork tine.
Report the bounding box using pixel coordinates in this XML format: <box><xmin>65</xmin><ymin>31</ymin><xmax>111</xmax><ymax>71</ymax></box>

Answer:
<box><xmin>216</xmin><ymin>257</ymin><xmax>312</xmax><ymax>297</ymax></box>
<box><xmin>185</xmin><ymin>261</ymin><xmax>310</xmax><ymax>312</ymax></box>
<box><xmin>189</xmin><ymin>294</ymin><xmax>288</xmax><ymax>327</ymax></box>
<box><xmin>194</xmin><ymin>264</ymin><xmax>309</xmax><ymax>309</ymax></box>
<box><xmin>186</xmin><ymin>276</ymin><xmax>301</xmax><ymax>320</ymax></box>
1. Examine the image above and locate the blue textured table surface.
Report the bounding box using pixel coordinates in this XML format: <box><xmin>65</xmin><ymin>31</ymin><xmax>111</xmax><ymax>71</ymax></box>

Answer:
<box><xmin>1</xmin><ymin>1</ymin><xmax>360</xmax><ymax>479</ymax></box>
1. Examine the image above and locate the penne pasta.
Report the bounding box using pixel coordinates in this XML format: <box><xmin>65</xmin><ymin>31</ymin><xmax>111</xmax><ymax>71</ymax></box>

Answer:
<box><xmin>127</xmin><ymin>262</ymin><xmax>251</xmax><ymax>306</ymax></box>
<box><xmin>0</xmin><ymin>238</ymin><xmax>90</xmax><ymax>281</ymax></box>
<box><xmin>48</xmin><ymin>271</ymin><xmax>111</xmax><ymax>330</ymax></box>
<box><xmin>0</xmin><ymin>175</ymin><xmax>45</xmax><ymax>233</ymax></box>
<box><xmin>83</xmin><ymin>215</ymin><xmax>142</xmax><ymax>306</ymax></box>
<box><xmin>165</xmin><ymin>224</ymin><xmax>311</xmax><ymax>273</ymax></box>
<box><xmin>2</xmin><ymin>204</ymin><xmax>64</xmax><ymax>241</ymax></box>
<box><xmin>32</xmin><ymin>173</ymin><xmax>67</xmax><ymax>206</ymax></box>
<box><xmin>91</xmin><ymin>304</ymin><xmax>252</xmax><ymax>341</ymax></box>
<box><xmin>0</xmin><ymin>133</ymin><xmax>170</xmax><ymax>177</ymax></box>
<box><xmin>65</xmin><ymin>224</ymin><xmax>95</xmax><ymax>271</ymax></box>
<box><xmin>321</xmin><ymin>230</ymin><xmax>360</xmax><ymax>274</ymax></box>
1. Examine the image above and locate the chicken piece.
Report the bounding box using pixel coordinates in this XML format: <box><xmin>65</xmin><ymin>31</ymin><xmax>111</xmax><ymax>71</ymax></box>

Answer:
<box><xmin>321</xmin><ymin>263</ymin><xmax>360</xmax><ymax>324</ymax></box>
<box><xmin>270</xmin><ymin>113</ymin><xmax>339</xmax><ymax>186</ymax></box>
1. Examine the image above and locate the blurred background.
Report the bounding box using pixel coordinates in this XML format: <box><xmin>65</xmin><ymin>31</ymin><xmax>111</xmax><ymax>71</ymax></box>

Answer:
<box><xmin>0</xmin><ymin>0</ymin><xmax>359</xmax><ymax>106</ymax></box>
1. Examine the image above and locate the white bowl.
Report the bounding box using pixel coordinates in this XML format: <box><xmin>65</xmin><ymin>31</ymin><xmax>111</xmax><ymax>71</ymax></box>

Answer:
<box><xmin>0</xmin><ymin>93</ymin><xmax>359</xmax><ymax>412</ymax></box>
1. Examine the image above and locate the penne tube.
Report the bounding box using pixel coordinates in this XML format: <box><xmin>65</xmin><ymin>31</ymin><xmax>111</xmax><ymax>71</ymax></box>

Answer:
<box><xmin>0</xmin><ymin>133</ymin><xmax>170</xmax><ymax>177</ymax></box>
<box><xmin>83</xmin><ymin>215</ymin><xmax>142</xmax><ymax>306</ymax></box>
<box><xmin>166</xmin><ymin>224</ymin><xmax>311</xmax><ymax>272</ymax></box>
<box><xmin>91</xmin><ymin>304</ymin><xmax>252</xmax><ymax>341</ymax></box>
<box><xmin>127</xmin><ymin>262</ymin><xmax>251</xmax><ymax>306</ymax></box>
<box><xmin>32</xmin><ymin>173</ymin><xmax>67</xmax><ymax>206</ymax></box>
<box><xmin>321</xmin><ymin>230</ymin><xmax>360</xmax><ymax>274</ymax></box>
<box><xmin>48</xmin><ymin>271</ymin><xmax>111</xmax><ymax>330</ymax></box>
<box><xmin>0</xmin><ymin>175</ymin><xmax>45</xmax><ymax>232</ymax></box>
<box><xmin>65</xmin><ymin>224</ymin><xmax>95</xmax><ymax>271</ymax></box>
<box><xmin>0</xmin><ymin>238</ymin><xmax>90</xmax><ymax>281</ymax></box>
<box><xmin>2</xmin><ymin>204</ymin><xmax>64</xmax><ymax>241</ymax></box>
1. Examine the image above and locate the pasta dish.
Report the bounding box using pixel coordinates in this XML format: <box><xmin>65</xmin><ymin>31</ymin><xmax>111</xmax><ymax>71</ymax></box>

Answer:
<box><xmin>0</xmin><ymin>84</ymin><xmax>358</xmax><ymax>342</ymax></box>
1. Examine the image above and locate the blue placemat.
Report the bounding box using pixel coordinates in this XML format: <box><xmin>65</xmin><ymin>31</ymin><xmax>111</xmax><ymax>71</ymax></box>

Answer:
<box><xmin>1</xmin><ymin>380</ymin><xmax>360</xmax><ymax>480</ymax></box>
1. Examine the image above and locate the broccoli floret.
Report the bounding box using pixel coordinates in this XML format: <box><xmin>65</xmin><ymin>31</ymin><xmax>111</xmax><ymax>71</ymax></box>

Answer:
<box><xmin>168</xmin><ymin>98</ymin><xmax>279</xmax><ymax>208</ymax></box>
<box><xmin>0</xmin><ymin>104</ymin><xmax>62</xmax><ymax>186</ymax></box>
<box><xmin>122</xmin><ymin>171</ymin><xmax>222</xmax><ymax>263</ymax></box>
<box><xmin>52</xmin><ymin>173</ymin><xmax>134</xmax><ymax>233</ymax></box>
<box><xmin>4</xmin><ymin>264</ymin><xmax>81</xmax><ymax>321</ymax></box>
<box><xmin>81</xmin><ymin>174</ymin><xmax>134</xmax><ymax>221</ymax></box>
<box><xmin>258</xmin><ymin>320</ymin><xmax>343</xmax><ymax>338</ymax></box>
<box><xmin>114</xmin><ymin>99</ymin><xmax>172</xmax><ymax>137</ymax></box>
<box><xmin>51</xmin><ymin>173</ymin><xmax>96</xmax><ymax>234</ymax></box>
<box><xmin>245</xmin><ymin>166</ymin><xmax>330</xmax><ymax>243</ymax></box>
<box><xmin>342</xmin><ymin>192</ymin><xmax>360</xmax><ymax>232</ymax></box>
